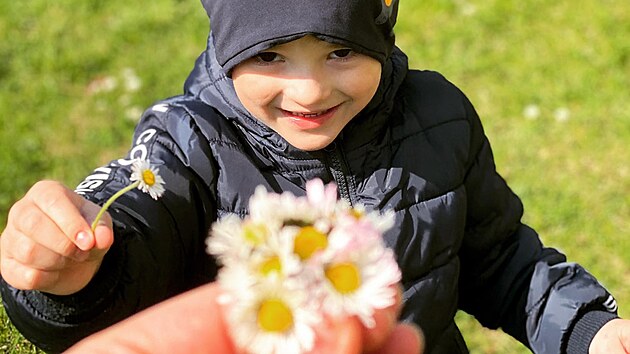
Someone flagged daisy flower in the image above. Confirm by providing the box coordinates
[249,186,322,228]
[222,276,320,354]
[207,215,273,264]
[130,159,165,200]
[248,180,344,231]
[90,159,165,232]
[289,223,330,261]
[313,212,401,328]
[344,203,396,234]
[305,178,343,217]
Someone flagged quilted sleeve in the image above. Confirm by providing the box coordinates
[457,92,618,353]
[0,101,220,353]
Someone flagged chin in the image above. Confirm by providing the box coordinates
[287,137,335,152]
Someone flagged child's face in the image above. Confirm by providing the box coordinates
[232,36,382,151]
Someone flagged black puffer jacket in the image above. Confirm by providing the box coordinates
[1,37,618,353]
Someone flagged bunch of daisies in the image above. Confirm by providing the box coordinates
[206,179,401,354]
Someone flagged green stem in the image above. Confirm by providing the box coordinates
[91,180,140,232]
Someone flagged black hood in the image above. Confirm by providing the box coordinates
[201,0,399,73]
[183,32,409,160]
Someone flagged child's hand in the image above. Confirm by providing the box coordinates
[65,282,424,354]
[590,318,630,353]
[1,180,114,295]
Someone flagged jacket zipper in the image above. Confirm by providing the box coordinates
[325,142,356,207]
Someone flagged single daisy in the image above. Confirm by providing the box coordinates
[249,185,331,229]
[223,275,320,354]
[207,215,273,264]
[327,207,395,253]
[315,224,401,328]
[345,203,396,234]
[130,159,165,200]
[90,159,165,231]
[305,178,342,217]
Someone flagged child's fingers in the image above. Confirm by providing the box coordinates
[0,258,61,291]
[80,203,114,251]
[3,232,78,270]
[6,203,88,260]
[91,223,115,252]
[24,181,96,251]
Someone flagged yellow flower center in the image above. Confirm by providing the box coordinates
[325,262,361,294]
[293,226,328,260]
[243,222,267,245]
[350,208,364,219]
[259,255,282,275]
[257,299,293,333]
[142,169,156,186]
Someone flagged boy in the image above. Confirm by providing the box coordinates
[1,0,628,353]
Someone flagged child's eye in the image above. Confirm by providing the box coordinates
[254,52,281,63]
[330,49,354,59]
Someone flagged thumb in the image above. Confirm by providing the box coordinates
[91,216,114,251]
[80,200,114,251]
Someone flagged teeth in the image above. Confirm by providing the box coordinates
[293,111,322,118]
[285,107,336,118]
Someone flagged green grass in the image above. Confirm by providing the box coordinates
[0,0,628,353]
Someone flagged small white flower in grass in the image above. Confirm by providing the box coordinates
[130,159,165,200]
[222,276,320,354]
[523,104,541,120]
[122,67,142,92]
[554,107,571,122]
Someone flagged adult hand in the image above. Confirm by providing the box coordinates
[590,318,630,353]
[66,282,424,354]
[0,180,113,295]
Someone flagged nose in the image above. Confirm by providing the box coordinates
[284,68,332,109]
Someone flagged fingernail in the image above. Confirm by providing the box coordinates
[75,231,92,250]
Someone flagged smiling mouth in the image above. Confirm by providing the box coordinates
[280,105,341,129]
[283,106,337,118]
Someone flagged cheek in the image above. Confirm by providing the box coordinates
[233,74,277,110]
[341,63,381,105]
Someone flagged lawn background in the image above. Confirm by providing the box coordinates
[0,0,628,353]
